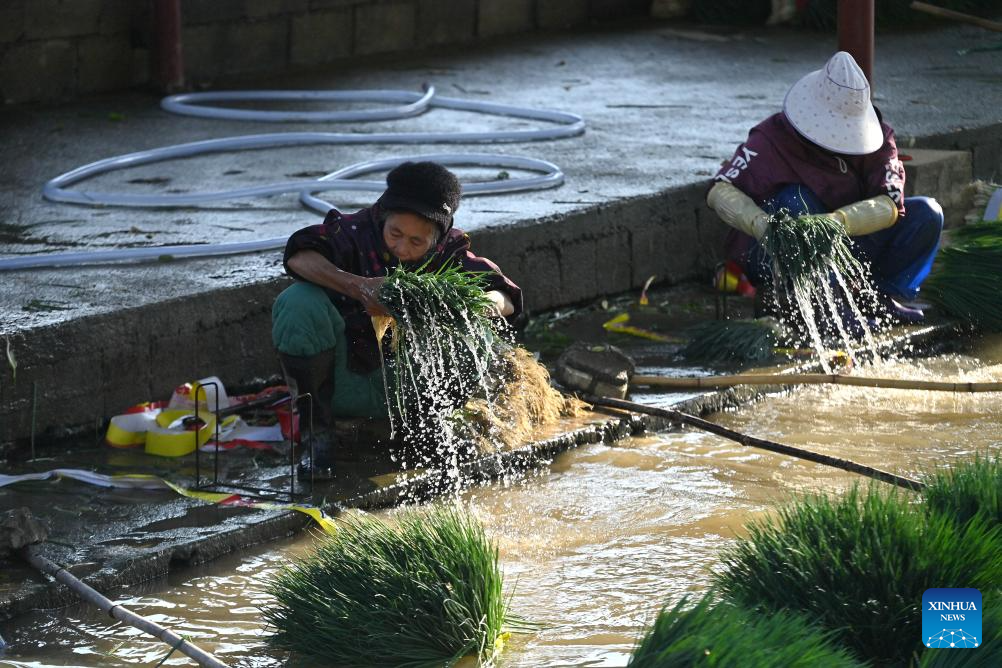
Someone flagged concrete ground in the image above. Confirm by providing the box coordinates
[1,18,999,448]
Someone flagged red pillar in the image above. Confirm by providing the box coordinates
[154,0,185,92]
[837,0,874,84]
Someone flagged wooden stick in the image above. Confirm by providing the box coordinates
[21,547,230,668]
[632,373,1002,393]
[911,1,1002,33]
[584,394,926,492]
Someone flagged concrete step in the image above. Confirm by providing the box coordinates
[901,148,973,228]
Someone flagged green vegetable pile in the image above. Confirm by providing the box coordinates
[925,219,1002,331]
[265,506,523,667]
[378,262,510,448]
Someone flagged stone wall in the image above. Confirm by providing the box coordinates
[0,0,650,105]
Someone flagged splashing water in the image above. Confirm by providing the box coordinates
[378,263,514,485]
[761,211,880,371]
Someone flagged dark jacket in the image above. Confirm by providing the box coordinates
[283,204,523,374]
[714,111,906,211]
[714,111,907,264]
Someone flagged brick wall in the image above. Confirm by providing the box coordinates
[0,0,650,105]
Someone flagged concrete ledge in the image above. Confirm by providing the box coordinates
[902,148,972,228]
[1,281,289,453]
[0,145,977,454]
[907,123,1002,185]
[0,143,978,454]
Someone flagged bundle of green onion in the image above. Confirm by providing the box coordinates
[264,506,522,667]
[757,210,875,367]
[760,211,863,287]
[715,484,1002,664]
[924,219,1002,331]
[629,595,860,668]
[680,318,782,365]
[378,262,510,444]
[922,453,1002,527]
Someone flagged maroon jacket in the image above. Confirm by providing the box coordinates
[714,111,906,210]
[283,204,523,374]
[713,111,907,262]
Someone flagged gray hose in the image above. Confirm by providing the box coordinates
[0,86,584,271]
[22,547,231,668]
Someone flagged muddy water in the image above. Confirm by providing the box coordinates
[3,337,1001,667]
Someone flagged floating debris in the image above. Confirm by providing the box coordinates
[452,347,584,452]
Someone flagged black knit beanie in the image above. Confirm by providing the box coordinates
[377,161,461,235]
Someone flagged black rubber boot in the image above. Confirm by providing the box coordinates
[278,351,337,481]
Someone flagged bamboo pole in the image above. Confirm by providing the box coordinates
[632,373,1002,393]
[584,394,926,492]
[911,1,1002,33]
[21,547,230,668]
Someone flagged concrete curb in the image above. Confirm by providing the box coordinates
[0,506,310,622]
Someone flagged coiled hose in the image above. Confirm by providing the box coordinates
[1,86,584,270]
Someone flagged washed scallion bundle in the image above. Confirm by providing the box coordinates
[629,595,861,668]
[924,219,1002,331]
[759,211,875,369]
[715,484,1002,664]
[264,505,523,667]
[378,262,510,448]
[680,318,783,365]
[761,211,862,285]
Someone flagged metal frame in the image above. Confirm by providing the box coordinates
[714,261,730,320]
[192,380,312,501]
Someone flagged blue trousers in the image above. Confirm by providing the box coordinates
[740,185,943,300]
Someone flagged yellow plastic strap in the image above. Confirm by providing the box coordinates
[0,470,336,534]
[162,480,338,535]
[106,412,159,448]
[602,313,682,343]
[145,410,216,457]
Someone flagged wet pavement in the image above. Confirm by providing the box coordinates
[3,20,1002,333]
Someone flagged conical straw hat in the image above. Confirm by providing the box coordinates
[783,51,883,155]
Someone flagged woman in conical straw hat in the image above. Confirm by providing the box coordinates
[706,51,943,325]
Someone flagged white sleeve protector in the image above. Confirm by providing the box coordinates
[833,195,899,236]
[706,181,769,240]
